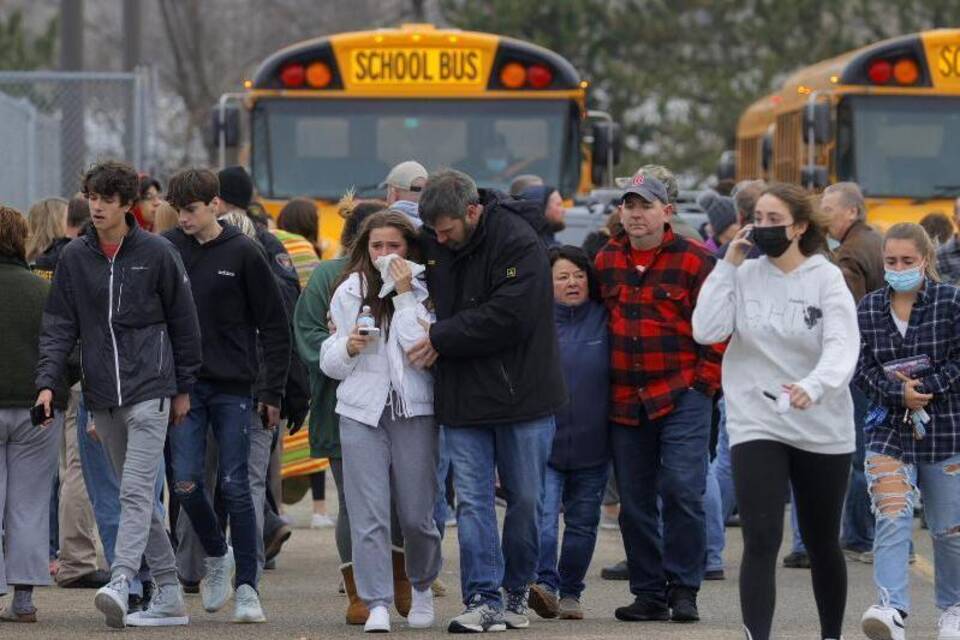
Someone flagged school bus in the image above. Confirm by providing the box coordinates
[730,29,960,228]
[218,23,616,254]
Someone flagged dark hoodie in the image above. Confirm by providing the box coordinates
[516,184,561,248]
[163,223,291,406]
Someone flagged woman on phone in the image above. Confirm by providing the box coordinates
[320,211,440,633]
[692,183,860,640]
[855,223,960,640]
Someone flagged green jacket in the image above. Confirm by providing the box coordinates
[293,257,346,459]
[0,257,68,409]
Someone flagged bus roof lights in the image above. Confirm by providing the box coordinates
[280,63,306,88]
[306,62,332,88]
[893,58,920,85]
[500,62,526,89]
[528,64,553,89]
[867,59,893,85]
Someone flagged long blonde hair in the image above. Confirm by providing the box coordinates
[884,222,940,281]
[26,197,68,262]
[153,202,180,234]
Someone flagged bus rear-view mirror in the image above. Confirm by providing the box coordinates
[802,102,831,145]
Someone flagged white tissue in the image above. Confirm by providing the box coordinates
[374,254,426,298]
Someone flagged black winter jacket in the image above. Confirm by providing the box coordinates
[163,224,290,407]
[423,189,567,426]
[36,215,202,410]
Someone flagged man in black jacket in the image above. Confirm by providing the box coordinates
[35,160,202,628]
[163,168,290,625]
[413,169,566,632]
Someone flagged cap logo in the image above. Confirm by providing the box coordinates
[632,174,646,186]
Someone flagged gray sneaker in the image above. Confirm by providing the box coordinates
[201,546,235,612]
[126,583,189,626]
[558,596,583,620]
[233,584,266,623]
[94,575,129,629]
[503,589,530,629]
[447,595,506,633]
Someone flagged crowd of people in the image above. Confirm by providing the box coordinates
[0,155,959,640]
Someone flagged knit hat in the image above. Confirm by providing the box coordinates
[700,191,737,237]
[217,166,253,210]
[518,184,558,214]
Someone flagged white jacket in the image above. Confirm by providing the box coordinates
[692,255,859,454]
[320,272,434,427]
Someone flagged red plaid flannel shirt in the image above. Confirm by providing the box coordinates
[595,226,724,425]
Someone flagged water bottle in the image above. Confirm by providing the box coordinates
[357,305,378,336]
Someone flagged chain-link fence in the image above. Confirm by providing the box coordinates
[0,69,155,213]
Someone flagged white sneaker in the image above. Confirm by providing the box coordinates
[364,605,391,633]
[233,584,266,623]
[94,575,129,629]
[311,513,335,529]
[126,583,189,626]
[408,587,434,628]
[201,546,236,612]
[940,604,960,640]
[862,604,906,640]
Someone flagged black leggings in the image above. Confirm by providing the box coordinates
[731,440,850,640]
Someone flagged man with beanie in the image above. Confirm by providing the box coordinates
[381,160,428,228]
[698,191,740,256]
[517,185,566,248]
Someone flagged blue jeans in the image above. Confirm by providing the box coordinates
[790,489,807,554]
[611,389,712,604]
[713,400,736,523]
[433,426,453,539]
[445,416,556,606]
[169,381,258,589]
[76,395,163,595]
[705,456,725,572]
[866,450,960,612]
[536,463,609,598]
[841,384,874,552]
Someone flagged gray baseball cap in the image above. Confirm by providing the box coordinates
[620,173,668,204]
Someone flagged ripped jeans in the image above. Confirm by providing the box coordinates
[865,450,960,612]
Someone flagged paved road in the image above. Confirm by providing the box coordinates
[7,490,942,639]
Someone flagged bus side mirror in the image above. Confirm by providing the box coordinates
[591,122,622,182]
[802,102,831,144]
[209,104,240,149]
[717,150,736,182]
[801,165,829,189]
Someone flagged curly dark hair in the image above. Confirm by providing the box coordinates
[82,161,140,206]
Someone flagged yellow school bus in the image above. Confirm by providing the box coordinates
[221,23,613,254]
[732,29,960,229]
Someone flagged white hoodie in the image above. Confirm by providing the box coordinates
[692,254,859,454]
[320,272,434,427]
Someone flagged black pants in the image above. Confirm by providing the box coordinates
[731,439,850,640]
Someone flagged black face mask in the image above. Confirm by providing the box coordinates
[752,225,794,257]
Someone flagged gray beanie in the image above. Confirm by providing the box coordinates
[700,191,737,237]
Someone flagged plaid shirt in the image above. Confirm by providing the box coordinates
[855,280,960,464]
[595,226,724,425]
[936,236,960,285]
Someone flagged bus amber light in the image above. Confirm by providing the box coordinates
[867,59,893,85]
[893,58,920,85]
[528,64,553,89]
[500,62,526,89]
[306,62,332,88]
[280,63,306,88]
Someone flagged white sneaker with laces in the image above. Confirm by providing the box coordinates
[94,575,129,629]
[408,587,434,628]
[311,513,335,529]
[364,605,391,633]
[126,583,189,626]
[233,584,266,623]
[939,604,960,640]
[201,546,236,612]
[862,604,906,640]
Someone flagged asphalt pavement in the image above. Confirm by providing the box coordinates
[4,483,942,639]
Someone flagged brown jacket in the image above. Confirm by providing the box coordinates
[835,221,885,303]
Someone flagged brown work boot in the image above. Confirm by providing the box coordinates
[340,563,369,625]
[392,547,412,618]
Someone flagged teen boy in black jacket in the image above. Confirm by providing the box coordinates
[163,168,290,624]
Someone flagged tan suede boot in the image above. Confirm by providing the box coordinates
[392,547,412,618]
[340,563,369,625]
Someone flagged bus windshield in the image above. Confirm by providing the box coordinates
[251,98,578,200]
[839,95,960,199]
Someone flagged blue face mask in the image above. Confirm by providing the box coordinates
[884,266,924,292]
[485,158,508,173]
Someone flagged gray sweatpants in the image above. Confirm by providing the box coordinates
[91,399,177,586]
[340,412,442,609]
[0,408,62,594]
[176,419,273,582]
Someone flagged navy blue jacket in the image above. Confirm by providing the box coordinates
[550,300,610,470]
